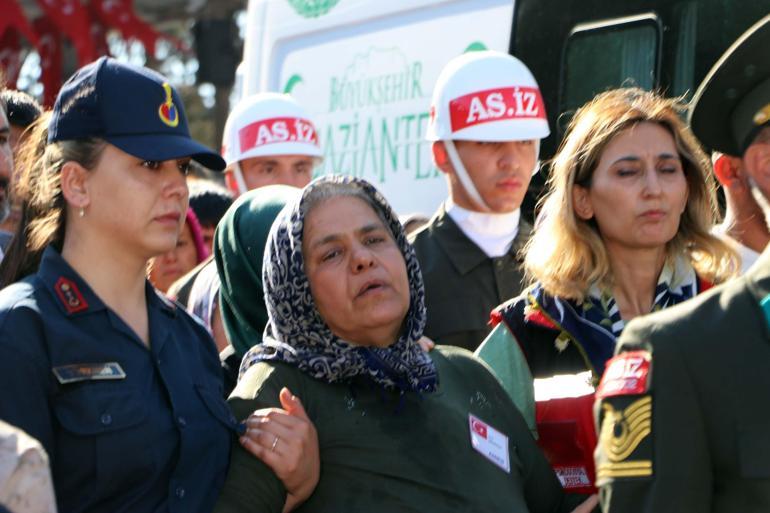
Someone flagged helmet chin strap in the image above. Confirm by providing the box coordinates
[232,162,248,196]
[444,140,491,212]
[444,139,542,213]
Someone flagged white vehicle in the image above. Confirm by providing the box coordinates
[240,0,770,215]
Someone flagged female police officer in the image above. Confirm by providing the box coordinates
[0,58,318,513]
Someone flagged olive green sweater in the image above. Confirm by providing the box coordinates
[214,346,582,513]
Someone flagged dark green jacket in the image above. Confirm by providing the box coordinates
[595,249,770,512]
[215,346,584,513]
[409,204,530,352]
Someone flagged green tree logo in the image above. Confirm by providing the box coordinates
[288,0,340,18]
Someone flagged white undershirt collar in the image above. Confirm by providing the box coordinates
[446,199,520,258]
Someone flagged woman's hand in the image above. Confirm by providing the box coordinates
[417,336,435,352]
[570,494,599,513]
[239,387,320,512]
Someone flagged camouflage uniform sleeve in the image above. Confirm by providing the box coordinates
[594,319,712,512]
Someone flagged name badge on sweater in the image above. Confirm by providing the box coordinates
[469,414,510,473]
[52,362,126,384]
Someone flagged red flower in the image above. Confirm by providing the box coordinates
[488,310,503,327]
[524,307,558,330]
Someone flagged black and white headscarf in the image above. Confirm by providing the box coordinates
[239,175,438,393]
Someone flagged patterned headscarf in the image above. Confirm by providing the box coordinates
[240,175,438,393]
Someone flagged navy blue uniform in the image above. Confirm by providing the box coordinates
[0,247,236,513]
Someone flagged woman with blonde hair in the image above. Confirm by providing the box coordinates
[475,87,737,489]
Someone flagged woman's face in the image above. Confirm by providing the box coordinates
[148,222,199,293]
[573,122,689,251]
[84,144,190,260]
[303,195,410,348]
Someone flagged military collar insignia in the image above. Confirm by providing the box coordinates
[54,277,89,315]
[158,82,180,128]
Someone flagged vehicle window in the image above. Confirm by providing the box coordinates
[559,15,661,132]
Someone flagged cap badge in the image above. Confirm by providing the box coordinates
[158,82,180,128]
[753,102,770,126]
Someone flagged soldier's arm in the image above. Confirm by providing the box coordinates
[594,320,712,512]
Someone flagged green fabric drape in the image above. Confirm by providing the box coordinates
[215,185,299,358]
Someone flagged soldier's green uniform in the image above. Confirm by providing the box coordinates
[595,13,770,512]
[409,204,530,352]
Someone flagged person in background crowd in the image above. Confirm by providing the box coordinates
[0,57,319,513]
[0,90,43,239]
[214,175,596,513]
[711,151,769,272]
[0,95,14,254]
[0,420,57,513]
[148,207,209,294]
[215,185,300,396]
[188,179,234,251]
[410,51,549,352]
[0,90,43,153]
[399,212,430,236]
[475,87,737,490]
[595,14,770,512]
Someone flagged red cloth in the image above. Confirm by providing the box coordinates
[33,17,62,107]
[0,31,23,85]
[0,0,39,45]
[92,0,185,55]
[35,0,96,66]
[535,393,598,494]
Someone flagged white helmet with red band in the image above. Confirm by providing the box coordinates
[427,51,550,142]
[427,51,549,212]
[222,92,323,167]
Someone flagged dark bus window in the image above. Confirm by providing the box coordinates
[559,14,661,131]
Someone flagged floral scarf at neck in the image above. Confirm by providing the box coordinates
[528,255,699,377]
[240,175,438,394]
[583,255,698,338]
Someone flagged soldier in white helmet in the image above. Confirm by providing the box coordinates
[222,92,323,196]
[409,50,549,352]
[169,93,323,365]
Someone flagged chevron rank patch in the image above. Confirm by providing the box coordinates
[595,395,653,483]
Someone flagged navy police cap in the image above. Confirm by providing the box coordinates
[689,14,770,157]
[48,57,226,171]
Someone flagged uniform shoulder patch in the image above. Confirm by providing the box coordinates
[596,395,652,482]
[596,351,650,399]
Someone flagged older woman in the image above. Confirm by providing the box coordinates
[475,87,737,489]
[214,175,594,513]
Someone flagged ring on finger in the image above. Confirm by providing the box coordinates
[270,435,280,452]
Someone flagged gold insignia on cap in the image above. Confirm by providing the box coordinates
[596,396,652,480]
[754,103,770,126]
[158,82,180,128]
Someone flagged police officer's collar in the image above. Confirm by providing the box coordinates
[689,14,770,156]
[38,246,176,318]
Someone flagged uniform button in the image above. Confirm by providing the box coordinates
[177,416,187,427]
[100,413,112,426]
[175,486,185,499]
[157,358,162,365]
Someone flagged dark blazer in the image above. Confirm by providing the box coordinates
[595,248,770,512]
[409,203,530,352]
